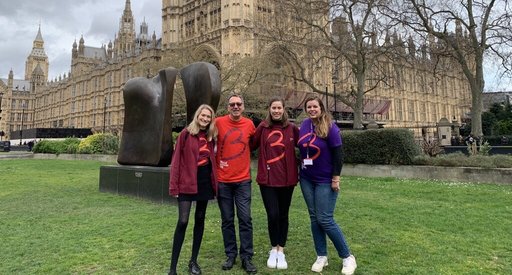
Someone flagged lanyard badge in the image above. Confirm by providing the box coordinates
[303,123,314,166]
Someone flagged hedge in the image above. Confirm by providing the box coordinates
[342,128,421,165]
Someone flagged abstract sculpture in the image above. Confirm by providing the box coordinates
[117,62,221,167]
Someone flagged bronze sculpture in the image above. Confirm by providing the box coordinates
[117,62,221,167]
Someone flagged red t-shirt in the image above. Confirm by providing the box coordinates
[215,115,255,183]
[197,131,210,166]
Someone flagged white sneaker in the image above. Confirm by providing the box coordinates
[342,255,357,275]
[267,249,278,268]
[276,251,288,269]
[311,256,328,272]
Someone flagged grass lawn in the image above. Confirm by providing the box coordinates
[1,159,511,274]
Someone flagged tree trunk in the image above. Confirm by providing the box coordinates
[470,70,485,137]
[353,73,365,130]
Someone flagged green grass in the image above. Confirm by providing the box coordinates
[1,159,511,274]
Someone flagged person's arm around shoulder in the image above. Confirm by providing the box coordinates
[249,117,257,138]
[292,123,299,146]
[250,123,264,151]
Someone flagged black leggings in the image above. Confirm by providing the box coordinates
[260,185,295,247]
[169,200,208,273]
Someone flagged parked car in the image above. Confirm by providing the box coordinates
[0,141,11,152]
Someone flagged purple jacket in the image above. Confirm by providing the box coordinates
[251,121,299,187]
[169,129,218,196]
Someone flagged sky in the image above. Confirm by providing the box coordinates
[0,0,509,91]
[0,0,161,81]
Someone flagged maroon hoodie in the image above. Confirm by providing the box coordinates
[169,129,218,196]
[251,121,299,187]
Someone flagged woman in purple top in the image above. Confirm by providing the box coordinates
[297,94,357,275]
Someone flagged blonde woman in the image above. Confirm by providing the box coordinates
[168,104,218,275]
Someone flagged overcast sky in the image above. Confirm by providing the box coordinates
[0,0,161,81]
[0,0,509,91]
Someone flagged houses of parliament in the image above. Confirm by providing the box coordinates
[0,0,471,144]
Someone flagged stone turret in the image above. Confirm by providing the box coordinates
[72,39,78,58]
[79,35,85,56]
[8,69,14,88]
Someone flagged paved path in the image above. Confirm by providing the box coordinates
[0,152,34,159]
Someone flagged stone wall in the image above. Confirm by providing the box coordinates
[343,164,512,185]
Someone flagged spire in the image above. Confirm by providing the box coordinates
[79,35,85,55]
[408,36,416,58]
[125,0,131,12]
[123,0,133,19]
[116,0,135,57]
[35,24,43,41]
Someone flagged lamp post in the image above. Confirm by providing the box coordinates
[325,86,329,114]
[20,102,26,145]
[103,95,107,133]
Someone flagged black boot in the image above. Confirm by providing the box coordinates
[242,257,257,274]
[222,256,236,270]
[189,260,202,275]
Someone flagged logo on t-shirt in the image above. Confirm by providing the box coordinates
[219,127,246,163]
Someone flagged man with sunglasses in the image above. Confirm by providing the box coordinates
[215,93,257,274]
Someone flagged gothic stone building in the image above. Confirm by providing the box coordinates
[0,0,471,143]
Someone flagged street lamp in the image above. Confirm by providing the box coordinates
[103,95,107,133]
[325,86,329,113]
[20,101,26,145]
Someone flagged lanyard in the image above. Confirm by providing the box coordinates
[306,122,314,159]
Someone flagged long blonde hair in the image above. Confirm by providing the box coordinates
[304,94,332,138]
[186,104,217,141]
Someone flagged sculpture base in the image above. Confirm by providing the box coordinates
[99,165,175,203]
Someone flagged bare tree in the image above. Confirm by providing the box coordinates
[384,0,512,136]
[161,46,272,118]
[258,0,396,129]
[217,56,278,119]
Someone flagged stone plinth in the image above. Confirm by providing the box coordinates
[99,165,175,203]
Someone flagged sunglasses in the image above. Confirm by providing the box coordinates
[229,102,243,107]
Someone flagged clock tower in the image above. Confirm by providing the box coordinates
[114,0,136,58]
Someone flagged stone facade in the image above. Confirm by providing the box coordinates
[0,0,471,142]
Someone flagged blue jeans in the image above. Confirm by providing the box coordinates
[217,181,254,259]
[300,178,351,258]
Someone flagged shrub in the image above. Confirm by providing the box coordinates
[478,140,492,156]
[412,152,512,168]
[78,133,119,154]
[32,138,81,155]
[420,138,444,157]
[61,138,81,154]
[343,128,421,165]
[33,140,60,154]
[492,155,512,168]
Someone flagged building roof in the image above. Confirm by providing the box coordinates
[0,78,31,92]
[284,89,391,115]
[84,46,107,60]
